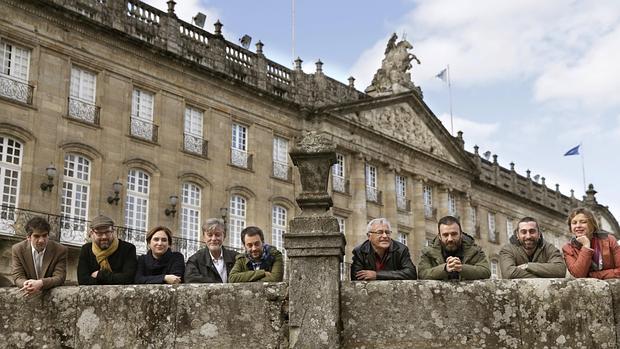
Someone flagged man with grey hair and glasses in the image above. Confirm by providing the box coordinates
[350,218,417,280]
[185,218,239,283]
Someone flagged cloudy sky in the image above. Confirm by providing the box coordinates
[145,0,620,220]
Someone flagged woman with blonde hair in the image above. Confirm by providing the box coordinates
[562,207,620,279]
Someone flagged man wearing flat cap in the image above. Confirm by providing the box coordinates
[77,215,137,285]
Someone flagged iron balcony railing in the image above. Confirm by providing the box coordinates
[0,73,34,105]
[130,116,159,142]
[68,97,100,125]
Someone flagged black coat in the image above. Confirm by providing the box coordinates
[184,247,238,283]
[350,239,417,280]
[135,249,185,284]
[77,239,137,285]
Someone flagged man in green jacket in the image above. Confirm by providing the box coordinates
[419,215,490,280]
[499,217,566,279]
[229,226,283,282]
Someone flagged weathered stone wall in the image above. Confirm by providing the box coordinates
[342,279,619,349]
[0,283,288,348]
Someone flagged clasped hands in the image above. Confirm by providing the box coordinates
[445,256,462,273]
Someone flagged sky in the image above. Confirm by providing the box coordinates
[144,0,620,221]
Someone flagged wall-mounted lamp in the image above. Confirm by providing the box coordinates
[40,164,57,192]
[107,179,123,205]
[220,207,228,232]
[165,195,179,217]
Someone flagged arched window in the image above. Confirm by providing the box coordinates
[125,169,149,253]
[181,182,201,242]
[229,195,246,249]
[60,153,90,245]
[271,205,287,250]
[0,136,22,232]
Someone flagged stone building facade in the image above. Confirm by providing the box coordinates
[0,0,618,283]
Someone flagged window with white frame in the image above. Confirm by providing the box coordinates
[125,169,150,253]
[335,215,346,234]
[180,182,201,242]
[448,192,457,216]
[488,212,497,242]
[60,154,90,244]
[0,40,30,81]
[470,206,478,235]
[131,88,155,140]
[365,163,378,202]
[70,66,96,103]
[272,205,287,250]
[423,185,433,217]
[272,137,288,180]
[332,153,345,192]
[398,232,408,246]
[0,136,22,230]
[229,195,246,249]
[231,123,248,168]
[396,175,407,210]
[183,106,204,155]
[506,218,514,240]
[491,260,499,279]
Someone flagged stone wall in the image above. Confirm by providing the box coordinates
[0,283,288,348]
[342,279,619,349]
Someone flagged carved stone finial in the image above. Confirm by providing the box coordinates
[365,33,421,96]
[214,20,223,36]
[510,162,515,171]
[584,183,598,205]
[289,131,337,214]
[166,0,176,15]
[492,154,498,164]
[348,76,355,88]
[474,145,479,155]
[294,57,303,71]
[315,59,323,74]
[255,40,264,55]
[526,169,531,179]
[556,184,560,192]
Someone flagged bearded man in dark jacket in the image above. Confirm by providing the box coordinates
[350,218,417,281]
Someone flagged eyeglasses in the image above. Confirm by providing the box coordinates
[91,228,114,237]
[369,230,391,236]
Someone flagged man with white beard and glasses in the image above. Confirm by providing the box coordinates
[499,217,566,279]
[419,215,490,280]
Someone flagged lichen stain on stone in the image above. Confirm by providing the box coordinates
[555,334,566,345]
[319,330,329,344]
[199,323,218,338]
[77,307,99,340]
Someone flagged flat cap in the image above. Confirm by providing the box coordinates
[90,215,114,229]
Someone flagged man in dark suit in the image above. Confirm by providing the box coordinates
[185,218,238,283]
[77,215,137,285]
[11,216,67,295]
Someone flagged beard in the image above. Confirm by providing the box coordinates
[441,240,461,252]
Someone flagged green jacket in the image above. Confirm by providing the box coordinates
[228,245,284,282]
[499,234,566,279]
[419,233,490,280]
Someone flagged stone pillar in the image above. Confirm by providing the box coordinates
[349,153,367,252]
[411,176,427,261]
[384,167,397,230]
[284,132,345,349]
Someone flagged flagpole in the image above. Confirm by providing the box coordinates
[580,142,586,192]
[291,0,295,64]
[447,65,454,136]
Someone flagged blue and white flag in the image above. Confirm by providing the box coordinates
[564,145,580,156]
[436,68,448,83]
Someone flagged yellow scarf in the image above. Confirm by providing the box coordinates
[92,237,119,272]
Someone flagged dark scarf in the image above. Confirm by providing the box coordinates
[143,248,173,274]
[245,243,276,271]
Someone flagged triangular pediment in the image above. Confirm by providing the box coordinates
[324,92,475,171]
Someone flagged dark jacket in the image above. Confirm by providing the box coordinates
[229,245,284,282]
[135,249,185,284]
[350,239,417,280]
[77,239,137,285]
[418,233,490,280]
[184,247,238,283]
[499,234,566,279]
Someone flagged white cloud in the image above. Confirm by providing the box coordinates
[436,113,499,149]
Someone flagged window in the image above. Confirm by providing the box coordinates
[423,185,433,218]
[335,215,346,234]
[0,136,22,232]
[332,153,346,192]
[0,40,31,103]
[60,154,90,245]
[0,40,30,81]
[229,195,246,249]
[488,212,497,242]
[272,205,287,250]
[272,137,288,180]
[365,163,378,202]
[131,88,155,141]
[470,206,478,236]
[180,182,201,242]
[184,106,205,155]
[125,169,150,254]
[69,66,98,123]
[396,175,407,211]
[398,232,408,246]
[448,192,457,216]
[506,218,514,240]
[231,123,249,168]
[491,260,499,279]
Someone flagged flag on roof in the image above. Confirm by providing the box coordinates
[436,68,448,83]
[564,145,580,156]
